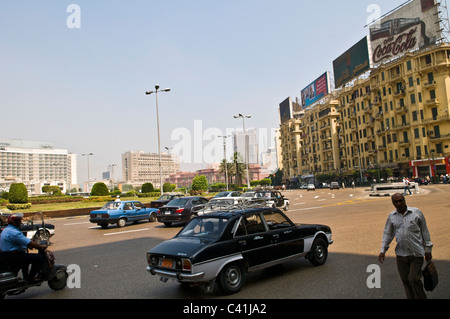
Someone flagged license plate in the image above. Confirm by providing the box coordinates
[97,214,102,218]
[160,258,174,268]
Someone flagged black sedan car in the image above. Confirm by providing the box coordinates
[156,196,208,226]
[150,194,184,208]
[147,207,333,294]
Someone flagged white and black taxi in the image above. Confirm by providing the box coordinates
[146,207,332,294]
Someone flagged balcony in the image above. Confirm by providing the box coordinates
[425,98,439,107]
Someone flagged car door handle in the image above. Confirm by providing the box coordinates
[253,236,264,240]
[283,230,292,234]
[273,234,280,239]
[239,240,247,246]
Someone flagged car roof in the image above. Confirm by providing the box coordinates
[197,207,277,219]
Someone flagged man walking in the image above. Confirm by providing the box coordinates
[403,177,412,195]
[378,193,433,299]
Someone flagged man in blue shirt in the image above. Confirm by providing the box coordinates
[0,213,47,283]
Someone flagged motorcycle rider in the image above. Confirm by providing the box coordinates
[0,213,47,283]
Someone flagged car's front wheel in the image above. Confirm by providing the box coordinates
[217,262,246,295]
[309,238,328,266]
[149,212,157,222]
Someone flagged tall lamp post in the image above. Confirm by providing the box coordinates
[146,84,171,195]
[234,114,251,189]
[218,135,231,190]
[82,153,93,192]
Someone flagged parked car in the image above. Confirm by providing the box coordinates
[156,196,208,226]
[150,194,184,208]
[253,190,289,211]
[212,191,242,198]
[196,197,245,214]
[330,182,340,190]
[89,200,158,228]
[307,184,316,191]
[146,207,333,294]
[414,177,429,186]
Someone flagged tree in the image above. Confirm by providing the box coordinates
[141,182,154,193]
[231,152,246,186]
[91,182,109,196]
[9,183,28,204]
[42,185,62,196]
[163,182,176,192]
[191,175,208,192]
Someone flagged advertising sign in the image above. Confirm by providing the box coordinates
[279,97,293,124]
[332,36,371,88]
[301,72,331,108]
[369,0,441,65]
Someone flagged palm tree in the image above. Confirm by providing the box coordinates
[231,152,246,186]
[219,159,235,185]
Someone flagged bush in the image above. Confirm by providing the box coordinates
[191,175,208,192]
[7,203,32,210]
[163,182,176,192]
[141,182,154,193]
[9,183,28,204]
[91,182,109,196]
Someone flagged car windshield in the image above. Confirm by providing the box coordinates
[158,195,174,201]
[101,201,121,210]
[241,192,255,197]
[178,217,229,239]
[167,198,189,206]
[214,192,230,198]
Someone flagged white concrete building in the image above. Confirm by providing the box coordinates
[0,139,77,194]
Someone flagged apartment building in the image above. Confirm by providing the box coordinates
[122,151,180,188]
[0,139,77,194]
[279,44,450,182]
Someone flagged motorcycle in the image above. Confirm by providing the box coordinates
[0,213,68,298]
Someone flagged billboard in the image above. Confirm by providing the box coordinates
[279,97,293,124]
[333,36,371,88]
[369,0,441,65]
[301,72,331,108]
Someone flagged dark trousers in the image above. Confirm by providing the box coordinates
[396,256,427,299]
[4,251,44,280]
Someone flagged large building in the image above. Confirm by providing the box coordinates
[0,139,77,194]
[279,43,450,183]
[121,151,180,188]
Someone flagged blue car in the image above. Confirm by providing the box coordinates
[89,200,158,229]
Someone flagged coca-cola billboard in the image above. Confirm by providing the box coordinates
[369,0,441,65]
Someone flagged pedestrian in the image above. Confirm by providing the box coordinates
[378,193,433,299]
[403,177,412,195]
[115,195,121,202]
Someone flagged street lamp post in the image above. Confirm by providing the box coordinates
[82,153,93,192]
[146,85,171,195]
[234,114,251,189]
[218,135,231,190]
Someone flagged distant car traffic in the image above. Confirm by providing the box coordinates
[156,196,208,226]
[330,182,340,190]
[252,190,289,211]
[146,207,333,294]
[89,200,158,228]
[307,184,316,191]
[212,191,242,198]
[150,194,184,208]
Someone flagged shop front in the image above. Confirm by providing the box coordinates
[409,156,450,178]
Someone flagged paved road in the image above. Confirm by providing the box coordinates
[7,184,450,300]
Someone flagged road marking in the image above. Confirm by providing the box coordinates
[104,228,150,236]
[64,221,91,226]
[292,202,306,206]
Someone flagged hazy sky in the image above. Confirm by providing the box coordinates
[0,0,407,184]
